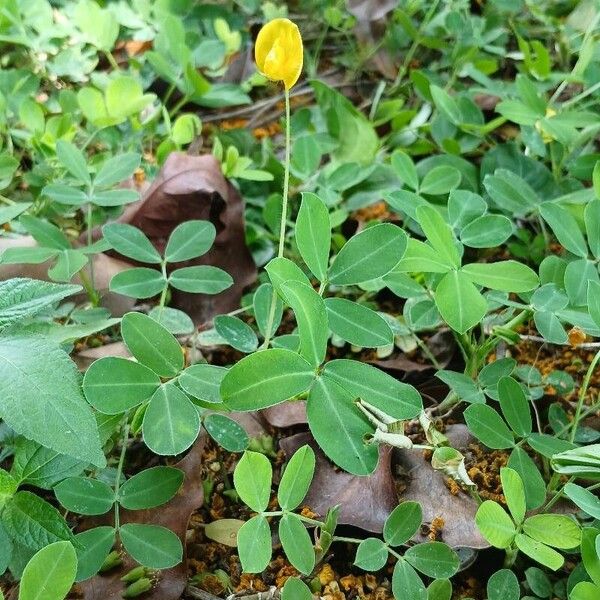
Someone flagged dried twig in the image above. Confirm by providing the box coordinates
[185,585,284,600]
[519,334,600,349]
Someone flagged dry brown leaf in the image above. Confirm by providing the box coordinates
[107,152,257,324]
[396,425,489,549]
[279,433,397,533]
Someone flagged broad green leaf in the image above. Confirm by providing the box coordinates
[119,523,182,569]
[291,136,322,177]
[581,527,600,586]
[430,85,462,124]
[404,542,459,579]
[460,215,513,248]
[142,384,200,455]
[500,467,526,524]
[571,582,600,600]
[265,256,312,291]
[105,76,155,123]
[42,183,90,206]
[281,577,313,600]
[307,377,378,476]
[392,561,427,600]
[328,224,407,285]
[564,483,600,520]
[90,189,139,207]
[54,477,114,515]
[109,267,166,298]
[0,279,80,329]
[514,533,563,570]
[323,359,422,420]
[279,514,315,575]
[278,445,315,511]
[0,247,59,265]
[523,514,581,549]
[427,579,452,600]
[94,153,140,188]
[74,527,115,582]
[415,205,461,268]
[475,501,516,548]
[498,376,532,437]
[0,524,11,577]
[164,220,215,262]
[295,192,331,281]
[203,413,249,452]
[20,215,70,250]
[178,364,227,404]
[237,516,271,573]
[214,315,258,353]
[169,265,232,294]
[48,250,88,282]
[508,447,546,510]
[121,312,184,378]
[19,541,77,600]
[354,537,388,571]
[539,203,588,258]
[527,433,575,458]
[253,283,283,339]
[384,502,422,546]
[391,150,419,190]
[0,336,105,467]
[419,166,461,196]
[234,451,272,512]
[102,224,162,264]
[461,260,538,292]
[83,357,160,414]
[487,569,520,600]
[448,190,487,229]
[280,281,328,366]
[588,280,600,329]
[464,404,514,449]
[585,199,600,259]
[483,169,539,216]
[221,349,315,411]
[435,371,484,404]
[534,311,568,344]
[148,306,194,335]
[394,238,453,274]
[385,189,428,221]
[435,270,487,334]
[56,140,90,185]
[119,467,184,510]
[325,298,393,347]
[565,258,598,306]
[10,441,85,490]
[3,492,73,552]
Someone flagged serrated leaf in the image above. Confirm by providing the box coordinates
[0,279,80,329]
[0,335,105,467]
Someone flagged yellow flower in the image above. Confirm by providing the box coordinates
[255,18,303,90]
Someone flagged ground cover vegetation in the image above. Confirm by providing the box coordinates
[0,1,600,599]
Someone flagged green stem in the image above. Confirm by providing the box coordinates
[391,0,441,91]
[157,261,169,316]
[104,50,120,71]
[569,348,600,443]
[261,89,292,350]
[114,414,130,531]
[86,202,96,302]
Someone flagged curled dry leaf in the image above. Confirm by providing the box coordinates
[109,152,256,324]
[396,424,489,549]
[279,432,397,533]
[79,434,206,600]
